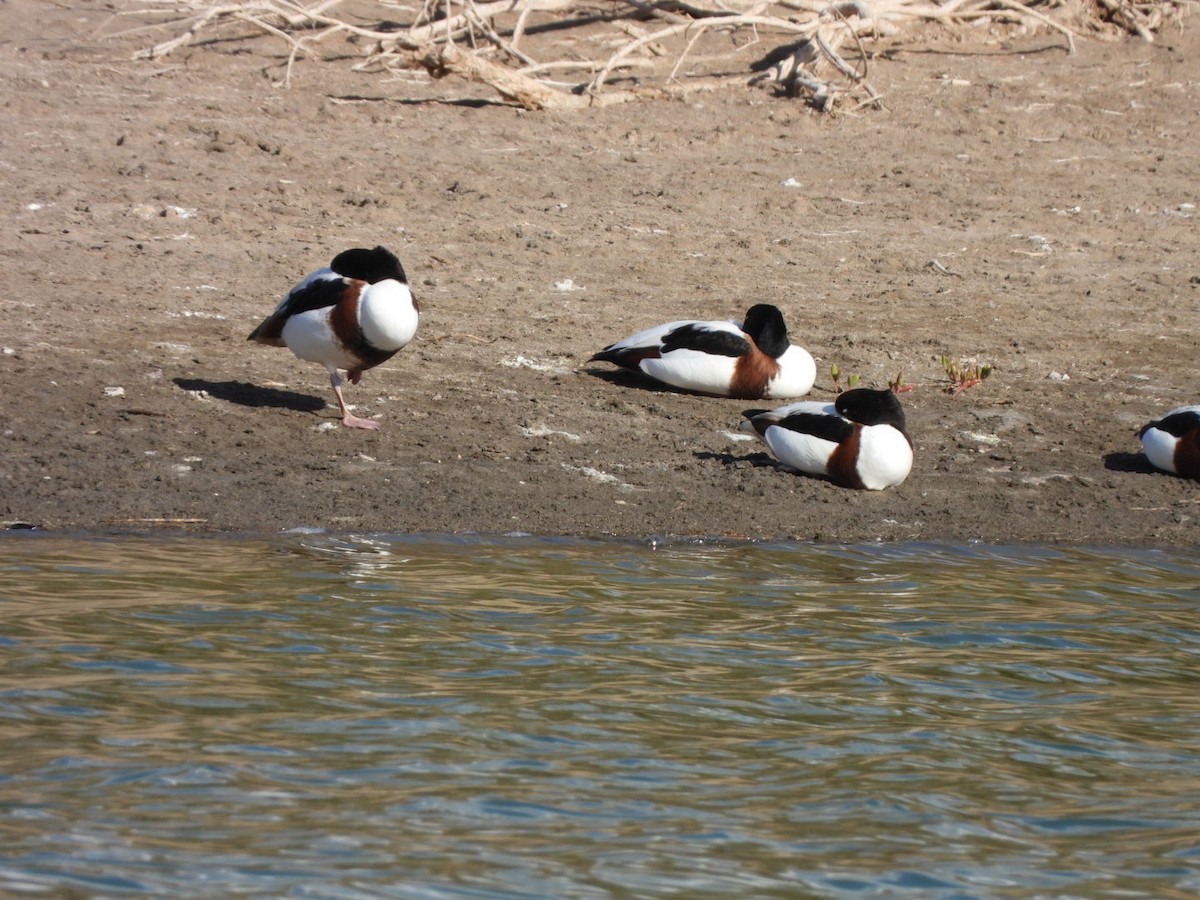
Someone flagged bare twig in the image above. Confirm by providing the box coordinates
[124,0,1188,112]
[989,0,1079,52]
[420,42,642,107]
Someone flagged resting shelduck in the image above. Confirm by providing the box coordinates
[247,245,418,430]
[590,303,815,400]
[741,387,913,490]
[1138,405,1200,479]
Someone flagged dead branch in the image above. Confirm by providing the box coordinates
[1094,0,1159,39]
[419,42,643,107]
[133,0,348,58]
[404,0,576,47]
[990,0,1080,51]
[123,0,1194,111]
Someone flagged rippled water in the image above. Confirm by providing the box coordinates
[1,533,1199,897]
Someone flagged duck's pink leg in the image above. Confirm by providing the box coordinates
[329,372,380,430]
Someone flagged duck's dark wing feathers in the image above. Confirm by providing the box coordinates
[278,274,350,317]
[590,345,659,367]
[1144,409,1200,439]
[777,411,854,444]
[661,323,751,358]
[247,274,350,344]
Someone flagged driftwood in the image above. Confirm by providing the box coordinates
[116,0,1195,111]
[420,43,642,108]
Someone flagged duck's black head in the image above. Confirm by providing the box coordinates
[741,304,790,358]
[835,388,907,431]
[330,246,407,285]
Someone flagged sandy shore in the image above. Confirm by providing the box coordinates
[2,2,1197,546]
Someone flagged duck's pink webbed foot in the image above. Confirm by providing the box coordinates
[330,375,380,430]
[341,414,381,430]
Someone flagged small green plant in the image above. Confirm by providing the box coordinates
[830,364,861,394]
[940,356,993,395]
[889,371,913,394]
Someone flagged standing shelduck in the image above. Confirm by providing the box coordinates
[590,303,815,400]
[248,245,419,430]
[741,387,913,490]
[1138,405,1200,479]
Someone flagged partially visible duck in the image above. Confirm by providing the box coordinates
[1138,405,1200,478]
[248,245,418,430]
[590,303,815,400]
[741,387,913,490]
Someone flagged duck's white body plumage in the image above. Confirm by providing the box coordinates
[248,246,418,430]
[741,389,913,490]
[591,304,815,400]
[278,275,417,372]
[1139,405,1200,478]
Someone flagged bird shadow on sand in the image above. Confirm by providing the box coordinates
[696,450,820,484]
[174,378,326,413]
[585,366,713,396]
[694,449,776,468]
[1103,451,1158,475]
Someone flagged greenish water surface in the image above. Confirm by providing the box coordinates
[1,533,1199,897]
